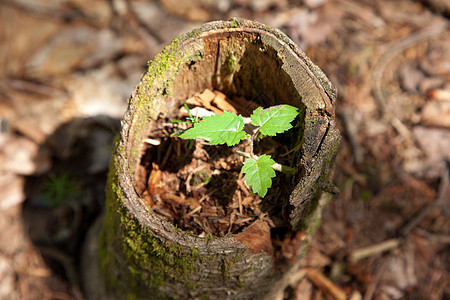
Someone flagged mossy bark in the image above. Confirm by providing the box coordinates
[84,18,340,299]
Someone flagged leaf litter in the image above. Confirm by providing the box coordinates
[135,88,298,242]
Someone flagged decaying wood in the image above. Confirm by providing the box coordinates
[86,18,340,299]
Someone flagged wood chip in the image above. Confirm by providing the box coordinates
[238,191,243,215]
[241,196,254,207]
[147,163,162,194]
[144,138,161,146]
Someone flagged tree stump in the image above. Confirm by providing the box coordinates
[84,18,340,299]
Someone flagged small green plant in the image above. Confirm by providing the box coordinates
[175,105,299,197]
[41,173,81,208]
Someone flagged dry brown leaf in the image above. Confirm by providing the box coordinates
[197,89,215,105]
[420,99,450,127]
[234,219,273,255]
[158,0,209,22]
[185,96,202,107]
[212,90,238,114]
[0,134,51,176]
[407,126,450,178]
[192,89,223,114]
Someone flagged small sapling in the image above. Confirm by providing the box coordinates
[175,104,299,197]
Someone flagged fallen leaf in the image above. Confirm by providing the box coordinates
[0,174,25,210]
[234,219,273,255]
[0,133,51,175]
[420,99,450,127]
[405,127,450,178]
[212,90,237,114]
[158,0,209,22]
[399,62,425,93]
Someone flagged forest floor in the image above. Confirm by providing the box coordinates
[0,0,449,299]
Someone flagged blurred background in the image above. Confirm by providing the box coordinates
[0,0,449,299]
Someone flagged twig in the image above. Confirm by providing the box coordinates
[160,141,172,169]
[4,79,68,99]
[340,109,364,165]
[337,0,385,28]
[399,162,449,236]
[306,268,347,300]
[373,21,448,110]
[237,174,251,197]
[184,205,201,217]
[237,191,243,215]
[348,238,400,262]
[372,21,448,141]
[288,269,307,286]
[227,212,236,234]
[363,260,387,300]
[122,0,162,55]
[235,150,255,159]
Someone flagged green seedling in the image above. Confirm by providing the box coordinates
[175,104,299,197]
[41,173,81,208]
[171,104,202,148]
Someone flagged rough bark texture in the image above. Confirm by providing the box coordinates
[86,18,341,299]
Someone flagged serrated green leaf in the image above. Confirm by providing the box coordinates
[250,105,299,136]
[241,154,276,197]
[179,111,246,146]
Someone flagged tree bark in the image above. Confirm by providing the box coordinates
[83,18,340,299]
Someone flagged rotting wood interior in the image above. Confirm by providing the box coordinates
[172,31,302,112]
[135,30,307,245]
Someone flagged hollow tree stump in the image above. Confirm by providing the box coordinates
[84,18,340,299]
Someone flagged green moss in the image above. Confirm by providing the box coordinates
[98,160,173,296]
[237,266,253,288]
[116,198,199,291]
[226,51,237,74]
[229,17,239,28]
[190,246,199,256]
[147,39,181,76]
[99,183,141,298]
[142,36,205,99]
[219,248,247,279]
[102,155,244,298]
[189,52,205,63]
[230,248,247,265]
[220,258,231,278]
